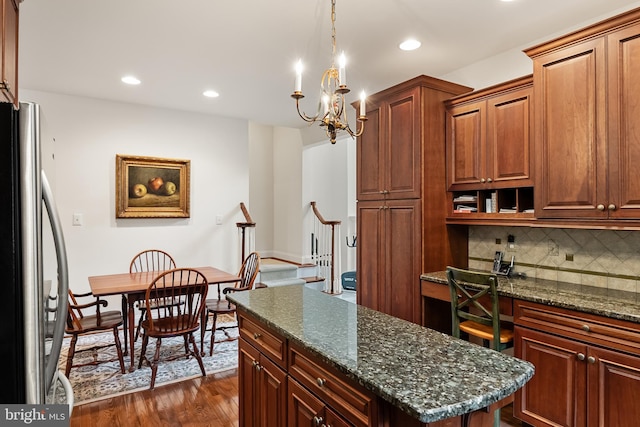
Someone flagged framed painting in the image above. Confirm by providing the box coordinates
[116,154,190,218]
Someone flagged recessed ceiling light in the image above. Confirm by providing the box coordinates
[399,39,421,51]
[203,90,220,98]
[121,75,141,85]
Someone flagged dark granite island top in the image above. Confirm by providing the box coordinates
[227,285,534,424]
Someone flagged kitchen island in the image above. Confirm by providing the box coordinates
[227,285,533,427]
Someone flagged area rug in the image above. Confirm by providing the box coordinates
[58,322,239,405]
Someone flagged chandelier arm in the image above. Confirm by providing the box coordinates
[294,98,322,123]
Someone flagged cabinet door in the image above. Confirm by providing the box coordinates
[357,101,384,200]
[288,377,325,427]
[385,86,421,199]
[487,87,533,188]
[607,22,640,219]
[239,339,260,427]
[259,355,287,427]
[588,346,640,427]
[446,100,485,190]
[0,0,18,106]
[533,37,607,218]
[356,201,384,312]
[325,407,354,427]
[514,326,587,427]
[383,199,422,324]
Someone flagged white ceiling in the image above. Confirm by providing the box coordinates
[18,0,640,130]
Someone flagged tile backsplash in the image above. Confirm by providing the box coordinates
[468,226,640,293]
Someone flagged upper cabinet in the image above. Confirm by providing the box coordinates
[1,0,18,107]
[526,9,640,220]
[356,76,472,202]
[445,75,533,192]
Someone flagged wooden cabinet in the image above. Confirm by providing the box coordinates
[356,75,472,324]
[445,76,535,225]
[288,377,355,427]
[526,10,640,220]
[357,198,422,323]
[445,76,533,191]
[514,300,640,427]
[1,0,18,107]
[238,313,288,427]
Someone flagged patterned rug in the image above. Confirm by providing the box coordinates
[58,322,239,405]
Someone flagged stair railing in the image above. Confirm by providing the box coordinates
[237,202,256,263]
[310,201,342,294]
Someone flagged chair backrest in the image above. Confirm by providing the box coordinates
[66,289,108,332]
[144,268,208,335]
[235,252,261,291]
[446,266,501,350]
[130,249,176,273]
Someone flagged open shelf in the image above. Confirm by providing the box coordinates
[449,187,535,224]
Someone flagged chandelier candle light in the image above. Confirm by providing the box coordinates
[291,0,367,144]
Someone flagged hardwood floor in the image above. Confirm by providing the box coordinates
[70,369,523,426]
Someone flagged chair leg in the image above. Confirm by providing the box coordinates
[183,335,189,355]
[494,408,501,427]
[134,310,145,341]
[209,312,218,356]
[138,334,149,369]
[200,309,209,356]
[65,334,78,377]
[189,333,206,377]
[149,337,163,389]
[112,326,126,374]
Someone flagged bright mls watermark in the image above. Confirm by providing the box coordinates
[0,405,68,426]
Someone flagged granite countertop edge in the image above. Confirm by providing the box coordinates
[230,288,534,424]
[420,271,640,324]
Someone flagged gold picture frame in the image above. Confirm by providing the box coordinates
[116,154,190,218]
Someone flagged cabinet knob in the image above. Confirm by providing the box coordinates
[253,332,261,340]
[597,204,605,211]
[608,204,616,211]
[577,353,585,361]
[313,416,324,427]
[588,356,596,364]
[316,377,326,387]
[252,360,261,371]
[487,178,493,183]
[582,324,590,332]
[480,178,486,183]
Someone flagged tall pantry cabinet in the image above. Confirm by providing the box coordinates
[356,75,471,324]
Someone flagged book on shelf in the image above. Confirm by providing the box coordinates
[454,205,477,213]
[453,195,477,203]
[523,208,534,213]
[491,192,498,213]
[499,207,517,213]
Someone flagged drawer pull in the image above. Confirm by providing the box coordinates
[316,377,326,387]
[577,353,585,361]
[253,332,261,340]
[588,356,596,364]
[582,324,590,332]
[313,416,324,427]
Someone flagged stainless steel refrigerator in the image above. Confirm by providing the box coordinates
[0,101,73,406]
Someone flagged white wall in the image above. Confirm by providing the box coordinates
[249,123,274,257]
[22,89,250,308]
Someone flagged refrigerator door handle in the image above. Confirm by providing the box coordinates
[41,170,69,392]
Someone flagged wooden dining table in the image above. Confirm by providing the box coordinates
[88,266,240,372]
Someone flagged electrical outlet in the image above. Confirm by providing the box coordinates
[495,238,501,245]
[215,215,223,225]
[72,213,83,226]
[566,253,574,262]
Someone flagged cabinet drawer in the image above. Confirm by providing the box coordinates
[514,300,640,355]
[238,313,286,368]
[289,344,375,427]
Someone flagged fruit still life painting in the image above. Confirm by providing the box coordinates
[116,155,190,218]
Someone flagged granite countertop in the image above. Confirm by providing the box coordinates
[421,271,640,324]
[227,286,534,424]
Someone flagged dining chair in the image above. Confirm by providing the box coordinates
[64,289,126,377]
[200,251,261,356]
[446,266,514,427]
[138,268,208,389]
[129,249,177,341]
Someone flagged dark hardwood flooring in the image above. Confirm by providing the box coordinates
[70,369,523,426]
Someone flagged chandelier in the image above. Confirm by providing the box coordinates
[291,0,367,144]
